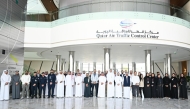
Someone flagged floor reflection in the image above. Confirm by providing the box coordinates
[1,95,189,109]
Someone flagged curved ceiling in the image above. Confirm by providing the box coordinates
[24,44,190,63]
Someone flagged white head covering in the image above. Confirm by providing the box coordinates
[2,70,8,76]
[1,70,10,81]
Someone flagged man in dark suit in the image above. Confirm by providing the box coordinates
[36,70,41,97]
[39,72,47,98]
[47,70,56,98]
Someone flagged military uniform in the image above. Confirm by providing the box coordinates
[48,73,56,98]
[30,76,38,98]
[39,75,47,98]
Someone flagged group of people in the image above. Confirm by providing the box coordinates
[0,69,188,101]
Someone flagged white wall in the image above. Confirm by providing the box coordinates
[24,13,190,49]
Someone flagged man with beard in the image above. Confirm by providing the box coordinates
[11,71,20,99]
[47,70,56,98]
[84,73,91,97]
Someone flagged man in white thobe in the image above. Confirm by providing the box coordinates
[98,73,106,97]
[56,71,65,98]
[123,72,132,99]
[0,70,11,100]
[82,71,86,96]
[115,72,123,98]
[106,69,115,97]
[75,73,83,97]
[65,71,74,97]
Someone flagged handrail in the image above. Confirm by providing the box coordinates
[155,63,164,77]
[25,0,190,22]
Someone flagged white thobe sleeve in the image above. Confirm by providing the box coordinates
[63,75,65,82]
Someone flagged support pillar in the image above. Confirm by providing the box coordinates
[75,61,79,73]
[166,54,172,77]
[80,63,83,73]
[113,62,116,72]
[151,61,154,73]
[145,50,151,73]
[56,55,61,73]
[93,62,96,70]
[104,48,110,72]
[61,59,65,72]
[69,51,74,72]
[132,62,136,72]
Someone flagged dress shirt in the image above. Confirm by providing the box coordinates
[21,75,31,84]
[91,73,98,83]
[131,75,140,85]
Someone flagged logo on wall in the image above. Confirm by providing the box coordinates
[120,19,136,28]
[96,19,159,39]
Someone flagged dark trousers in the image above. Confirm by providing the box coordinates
[39,85,46,97]
[132,85,139,97]
[31,85,37,97]
[139,87,144,98]
[91,84,98,97]
[48,84,55,97]
[37,83,40,96]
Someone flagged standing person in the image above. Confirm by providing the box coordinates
[75,73,83,97]
[12,70,20,99]
[107,69,115,98]
[120,70,125,77]
[39,72,47,98]
[71,72,76,96]
[56,71,65,98]
[82,71,86,96]
[156,74,163,98]
[171,73,178,99]
[91,69,98,97]
[131,71,140,97]
[36,70,41,97]
[45,71,49,96]
[151,73,156,98]
[30,72,38,99]
[65,71,74,97]
[115,72,123,98]
[123,72,131,99]
[179,73,188,99]
[47,70,56,98]
[84,73,91,97]
[21,72,31,99]
[144,73,151,98]
[163,73,171,98]
[98,73,106,97]
[139,74,144,98]
[0,70,11,101]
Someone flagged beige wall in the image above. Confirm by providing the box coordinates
[154,62,179,75]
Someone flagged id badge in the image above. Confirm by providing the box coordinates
[147,81,149,83]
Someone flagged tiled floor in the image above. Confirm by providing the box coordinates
[0,95,189,109]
